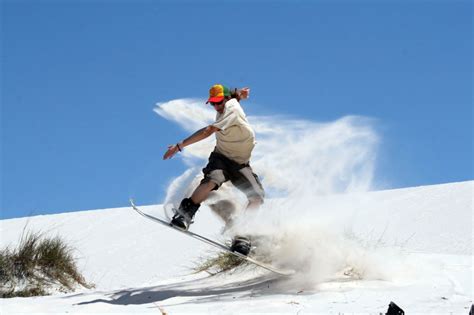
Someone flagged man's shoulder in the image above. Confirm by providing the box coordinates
[225,98,240,108]
[225,99,244,112]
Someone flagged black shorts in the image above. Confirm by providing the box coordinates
[200,151,265,201]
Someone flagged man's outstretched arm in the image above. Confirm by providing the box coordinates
[231,87,250,101]
[163,125,220,160]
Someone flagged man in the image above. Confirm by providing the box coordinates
[163,84,265,255]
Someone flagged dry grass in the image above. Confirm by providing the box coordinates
[194,251,251,275]
[0,230,93,298]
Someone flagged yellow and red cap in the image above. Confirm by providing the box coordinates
[206,84,231,104]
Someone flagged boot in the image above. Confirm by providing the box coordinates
[171,198,200,231]
[230,236,252,256]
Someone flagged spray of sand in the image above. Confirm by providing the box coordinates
[154,99,403,287]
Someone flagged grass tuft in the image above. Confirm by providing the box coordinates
[0,229,93,298]
[194,251,251,275]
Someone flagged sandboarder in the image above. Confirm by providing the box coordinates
[163,84,265,255]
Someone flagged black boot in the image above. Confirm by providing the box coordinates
[171,198,200,230]
[230,236,252,256]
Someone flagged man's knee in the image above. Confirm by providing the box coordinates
[247,196,264,209]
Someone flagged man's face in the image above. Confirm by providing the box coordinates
[210,99,226,113]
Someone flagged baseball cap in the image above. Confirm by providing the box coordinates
[206,84,231,104]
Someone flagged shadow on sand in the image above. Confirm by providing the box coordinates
[75,273,289,307]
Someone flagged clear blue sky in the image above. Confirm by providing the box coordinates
[1,0,472,219]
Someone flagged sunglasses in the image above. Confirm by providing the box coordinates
[210,100,224,106]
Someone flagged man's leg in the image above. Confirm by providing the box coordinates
[246,196,264,211]
[229,166,265,255]
[190,180,217,204]
[234,166,265,211]
[171,172,222,230]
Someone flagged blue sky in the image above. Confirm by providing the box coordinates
[1,0,472,219]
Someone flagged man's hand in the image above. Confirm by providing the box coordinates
[238,87,250,100]
[163,144,180,160]
[163,126,219,161]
